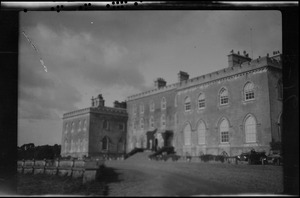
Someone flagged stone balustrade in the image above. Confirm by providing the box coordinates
[17,159,104,183]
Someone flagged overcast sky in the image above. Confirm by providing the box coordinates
[18,10,282,146]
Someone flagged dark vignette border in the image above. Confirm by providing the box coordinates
[0,1,298,196]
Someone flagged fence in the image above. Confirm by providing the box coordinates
[17,159,104,183]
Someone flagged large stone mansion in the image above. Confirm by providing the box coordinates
[61,50,282,158]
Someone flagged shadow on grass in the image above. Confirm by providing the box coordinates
[96,165,122,196]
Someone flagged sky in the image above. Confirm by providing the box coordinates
[18,10,282,146]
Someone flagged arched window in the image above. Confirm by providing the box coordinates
[83,120,87,131]
[175,95,177,107]
[150,116,154,129]
[220,88,229,105]
[244,82,255,101]
[161,114,166,129]
[161,97,166,110]
[277,80,283,100]
[245,115,256,143]
[132,118,136,130]
[64,140,68,153]
[197,120,206,144]
[183,123,192,146]
[150,100,155,112]
[220,118,229,143]
[64,123,68,134]
[71,122,75,133]
[198,93,205,109]
[102,136,109,150]
[133,104,137,115]
[184,97,191,112]
[78,121,81,132]
[103,120,109,130]
[140,103,144,114]
[140,117,144,130]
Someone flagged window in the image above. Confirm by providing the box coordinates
[102,136,109,150]
[71,140,74,152]
[175,95,177,107]
[64,140,68,152]
[277,80,283,100]
[197,121,206,144]
[161,97,166,110]
[133,104,137,115]
[220,88,229,105]
[132,118,136,130]
[174,113,177,127]
[150,101,155,112]
[103,120,109,130]
[244,82,255,101]
[161,114,166,129]
[83,120,87,131]
[64,123,68,133]
[220,119,229,143]
[71,122,75,133]
[150,116,154,129]
[198,93,205,109]
[184,123,192,146]
[119,123,124,131]
[140,118,144,130]
[140,103,144,114]
[245,115,256,143]
[184,97,191,111]
[78,121,81,132]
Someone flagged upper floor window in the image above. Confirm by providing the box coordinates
[161,97,166,110]
[140,103,144,114]
[140,118,144,130]
[102,136,109,150]
[133,104,137,115]
[161,114,166,129]
[150,116,154,129]
[245,115,257,143]
[132,118,136,130]
[103,120,109,130]
[220,88,229,105]
[71,122,75,133]
[64,123,68,133]
[83,120,87,131]
[198,93,205,109]
[184,97,191,112]
[277,80,283,100]
[150,100,155,112]
[119,123,125,131]
[244,82,255,101]
[220,118,229,143]
[175,95,177,107]
[78,120,82,132]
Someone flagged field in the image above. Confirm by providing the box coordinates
[16,153,284,196]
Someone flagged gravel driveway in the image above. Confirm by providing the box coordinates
[104,153,283,196]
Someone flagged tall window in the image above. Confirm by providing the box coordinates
[150,101,155,112]
[244,82,255,101]
[150,116,154,129]
[197,121,206,144]
[71,122,75,133]
[140,103,144,114]
[78,120,81,132]
[175,95,177,107]
[184,123,192,146]
[83,120,87,131]
[220,119,229,143]
[140,118,144,130]
[277,80,283,100]
[198,93,205,109]
[220,88,229,105]
[161,114,166,129]
[133,104,137,115]
[119,123,124,131]
[245,115,256,143]
[64,123,68,133]
[184,97,191,112]
[161,97,166,110]
[64,140,68,152]
[102,136,109,150]
[103,120,109,130]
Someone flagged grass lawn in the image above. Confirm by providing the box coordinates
[17,173,107,196]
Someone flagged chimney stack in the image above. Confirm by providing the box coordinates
[91,94,105,107]
[154,78,167,89]
[227,50,252,67]
[178,71,189,82]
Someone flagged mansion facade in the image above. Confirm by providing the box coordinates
[61,50,282,158]
[126,50,282,156]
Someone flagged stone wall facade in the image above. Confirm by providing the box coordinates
[126,52,282,156]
